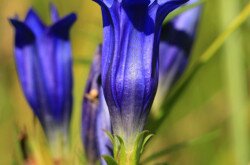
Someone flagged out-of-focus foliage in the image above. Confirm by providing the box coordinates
[0,0,249,164]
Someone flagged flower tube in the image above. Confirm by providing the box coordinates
[95,0,188,163]
[9,6,76,144]
[82,46,112,165]
[95,0,188,143]
[153,0,202,114]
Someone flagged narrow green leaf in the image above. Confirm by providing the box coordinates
[73,57,92,65]
[102,155,118,165]
[199,2,250,63]
[164,0,206,24]
[220,0,249,164]
[141,129,220,164]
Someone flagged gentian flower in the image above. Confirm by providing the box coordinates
[153,0,202,111]
[96,89,112,164]
[95,0,189,145]
[9,5,76,142]
[82,45,112,165]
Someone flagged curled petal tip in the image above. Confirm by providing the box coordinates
[9,19,35,48]
[25,8,42,23]
[49,13,77,40]
[50,3,60,22]
[25,8,45,38]
[25,8,37,18]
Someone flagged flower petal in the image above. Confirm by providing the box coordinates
[14,46,41,116]
[82,46,102,163]
[155,0,201,105]
[50,3,60,23]
[35,34,73,123]
[97,89,113,165]
[10,6,76,144]
[97,0,188,142]
[36,14,77,123]
[25,9,45,38]
[9,19,35,48]
[49,13,77,40]
[82,46,112,164]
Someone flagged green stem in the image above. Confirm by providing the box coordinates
[220,1,249,165]
[46,126,70,164]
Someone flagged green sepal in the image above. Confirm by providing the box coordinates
[113,135,126,163]
[105,131,120,160]
[140,134,154,154]
[102,155,118,165]
[104,130,154,165]
[105,130,115,143]
[104,131,127,164]
[131,130,153,164]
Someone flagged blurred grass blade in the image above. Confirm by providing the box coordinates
[199,2,250,63]
[164,0,207,24]
[141,130,220,164]
[73,57,92,65]
[220,1,249,165]
[149,2,250,132]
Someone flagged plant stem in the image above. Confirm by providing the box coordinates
[220,1,249,164]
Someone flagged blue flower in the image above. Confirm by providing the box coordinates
[82,45,112,164]
[96,89,113,164]
[157,0,202,99]
[95,0,189,142]
[9,5,76,140]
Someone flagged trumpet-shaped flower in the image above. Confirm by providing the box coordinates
[95,0,188,143]
[82,46,112,165]
[155,0,202,105]
[9,6,76,141]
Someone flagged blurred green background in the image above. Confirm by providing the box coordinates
[0,0,249,164]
